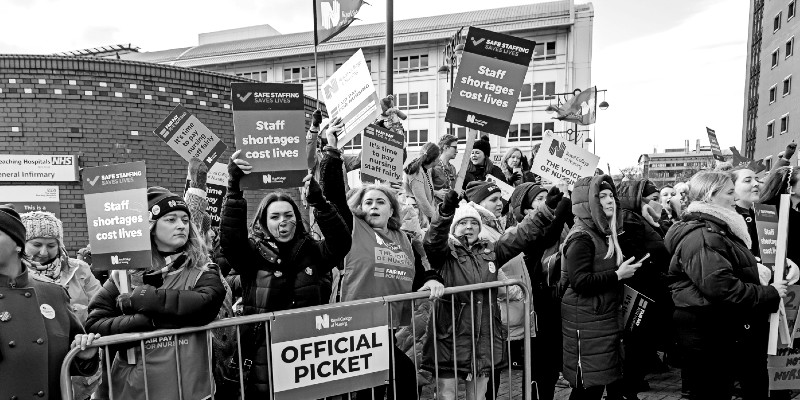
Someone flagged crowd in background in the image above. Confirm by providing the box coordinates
[1,94,799,400]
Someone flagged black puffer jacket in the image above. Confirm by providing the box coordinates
[665,202,780,320]
[220,174,351,397]
[463,158,506,189]
[616,180,670,297]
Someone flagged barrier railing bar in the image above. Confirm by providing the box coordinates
[59,280,526,400]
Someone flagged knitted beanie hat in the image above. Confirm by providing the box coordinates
[641,180,659,198]
[451,201,483,235]
[0,205,26,248]
[473,135,491,158]
[21,211,63,242]
[465,181,500,204]
[148,186,190,221]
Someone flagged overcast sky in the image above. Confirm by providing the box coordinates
[0,0,748,173]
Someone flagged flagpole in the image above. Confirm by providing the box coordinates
[312,0,320,108]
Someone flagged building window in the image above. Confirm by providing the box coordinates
[770,84,778,103]
[406,129,429,147]
[767,120,775,138]
[767,158,773,170]
[393,55,428,73]
[507,122,553,142]
[534,41,557,61]
[790,1,796,20]
[775,11,783,32]
[532,81,556,101]
[787,37,795,58]
[397,92,429,110]
[283,66,316,83]
[342,132,362,150]
[781,114,790,134]
[773,49,780,68]
[519,83,532,102]
[335,60,372,72]
[784,75,792,96]
[236,71,270,82]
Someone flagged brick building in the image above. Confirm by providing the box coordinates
[0,55,318,253]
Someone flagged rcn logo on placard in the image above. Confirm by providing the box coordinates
[321,0,341,29]
[323,79,339,99]
[466,114,488,127]
[110,255,131,265]
[549,139,567,158]
[262,174,287,184]
[236,92,253,102]
[316,314,330,330]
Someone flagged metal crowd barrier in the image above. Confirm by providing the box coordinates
[60,279,533,400]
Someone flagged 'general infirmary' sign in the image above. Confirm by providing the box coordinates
[0,155,79,181]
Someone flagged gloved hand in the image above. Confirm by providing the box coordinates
[127,284,158,314]
[312,109,323,128]
[116,292,134,314]
[304,174,326,207]
[441,190,460,216]
[787,259,800,285]
[545,186,564,210]
[553,197,573,226]
[509,171,521,185]
[757,263,772,286]
[227,150,252,192]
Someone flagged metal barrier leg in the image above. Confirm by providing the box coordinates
[470,291,478,399]
[236,325,246,399]
[431,296,440,399]
[489,289,497,400]
[265,322,274,400]
[206,330,215,400]
[451,296,458,400]
[104,346,115,400]
[506,293,512,400]
[410,298,420,400]
[139,340,150,400]
[174,334,184,400]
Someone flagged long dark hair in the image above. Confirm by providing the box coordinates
[759,166,800,205]
[404,142,440,175]
[250,191,306,239]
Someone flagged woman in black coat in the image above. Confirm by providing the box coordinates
[666,171,786,400]
[219,149,352,397]
[561,176,643,400]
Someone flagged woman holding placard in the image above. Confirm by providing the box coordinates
[666,171,787,400]
[85,187,225,400]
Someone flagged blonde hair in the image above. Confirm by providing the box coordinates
[687,171,732,204]
[603,196,624,265]
[149,216,210,271]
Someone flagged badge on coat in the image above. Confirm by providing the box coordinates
[0,311,10,322]
[305,267,313,276]
[488,262,496,273]
[40,304,55,319]
[274,271,283,278]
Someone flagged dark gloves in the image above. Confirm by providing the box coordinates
[312,109,323,128]
[441,190,460,216]
[188,158,208,190]
[545,186,564,210]
[509,171,521,184]
[553,197,574,228]
[306,177,328,209]
[116,284,156,314]
[227,157,245,192]
[785,142,797,160]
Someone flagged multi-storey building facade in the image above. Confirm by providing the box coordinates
[123,1,594,163]
[639,141,730,187]
[742,0,800,161]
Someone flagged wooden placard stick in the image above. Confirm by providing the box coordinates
[453,129,476,194]
[768,192,793,354]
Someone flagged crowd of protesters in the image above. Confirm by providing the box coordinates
[1,96,799,400]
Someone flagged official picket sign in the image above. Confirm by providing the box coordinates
[82,161,151,270]
[153,105,227,168]
[321,49,379,146]
[0,154,78,182]
[755,204,780,267]
[270,301,390,400]
[361,124,404,185]
[232,82,307,189]
[0,185,60,218]
[530,132,600,186]
[445,27,535,136]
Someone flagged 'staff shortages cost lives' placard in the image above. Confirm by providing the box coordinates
[153,105,228,168]
[445,27,535,137]
[270,302,390,400]
[82,161,151,270]
[232,83,307,189]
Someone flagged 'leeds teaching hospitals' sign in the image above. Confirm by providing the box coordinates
[0,155,79,182]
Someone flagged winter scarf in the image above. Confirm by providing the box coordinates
[29,251,66,285]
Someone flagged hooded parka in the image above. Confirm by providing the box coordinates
[560,175,624,388]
